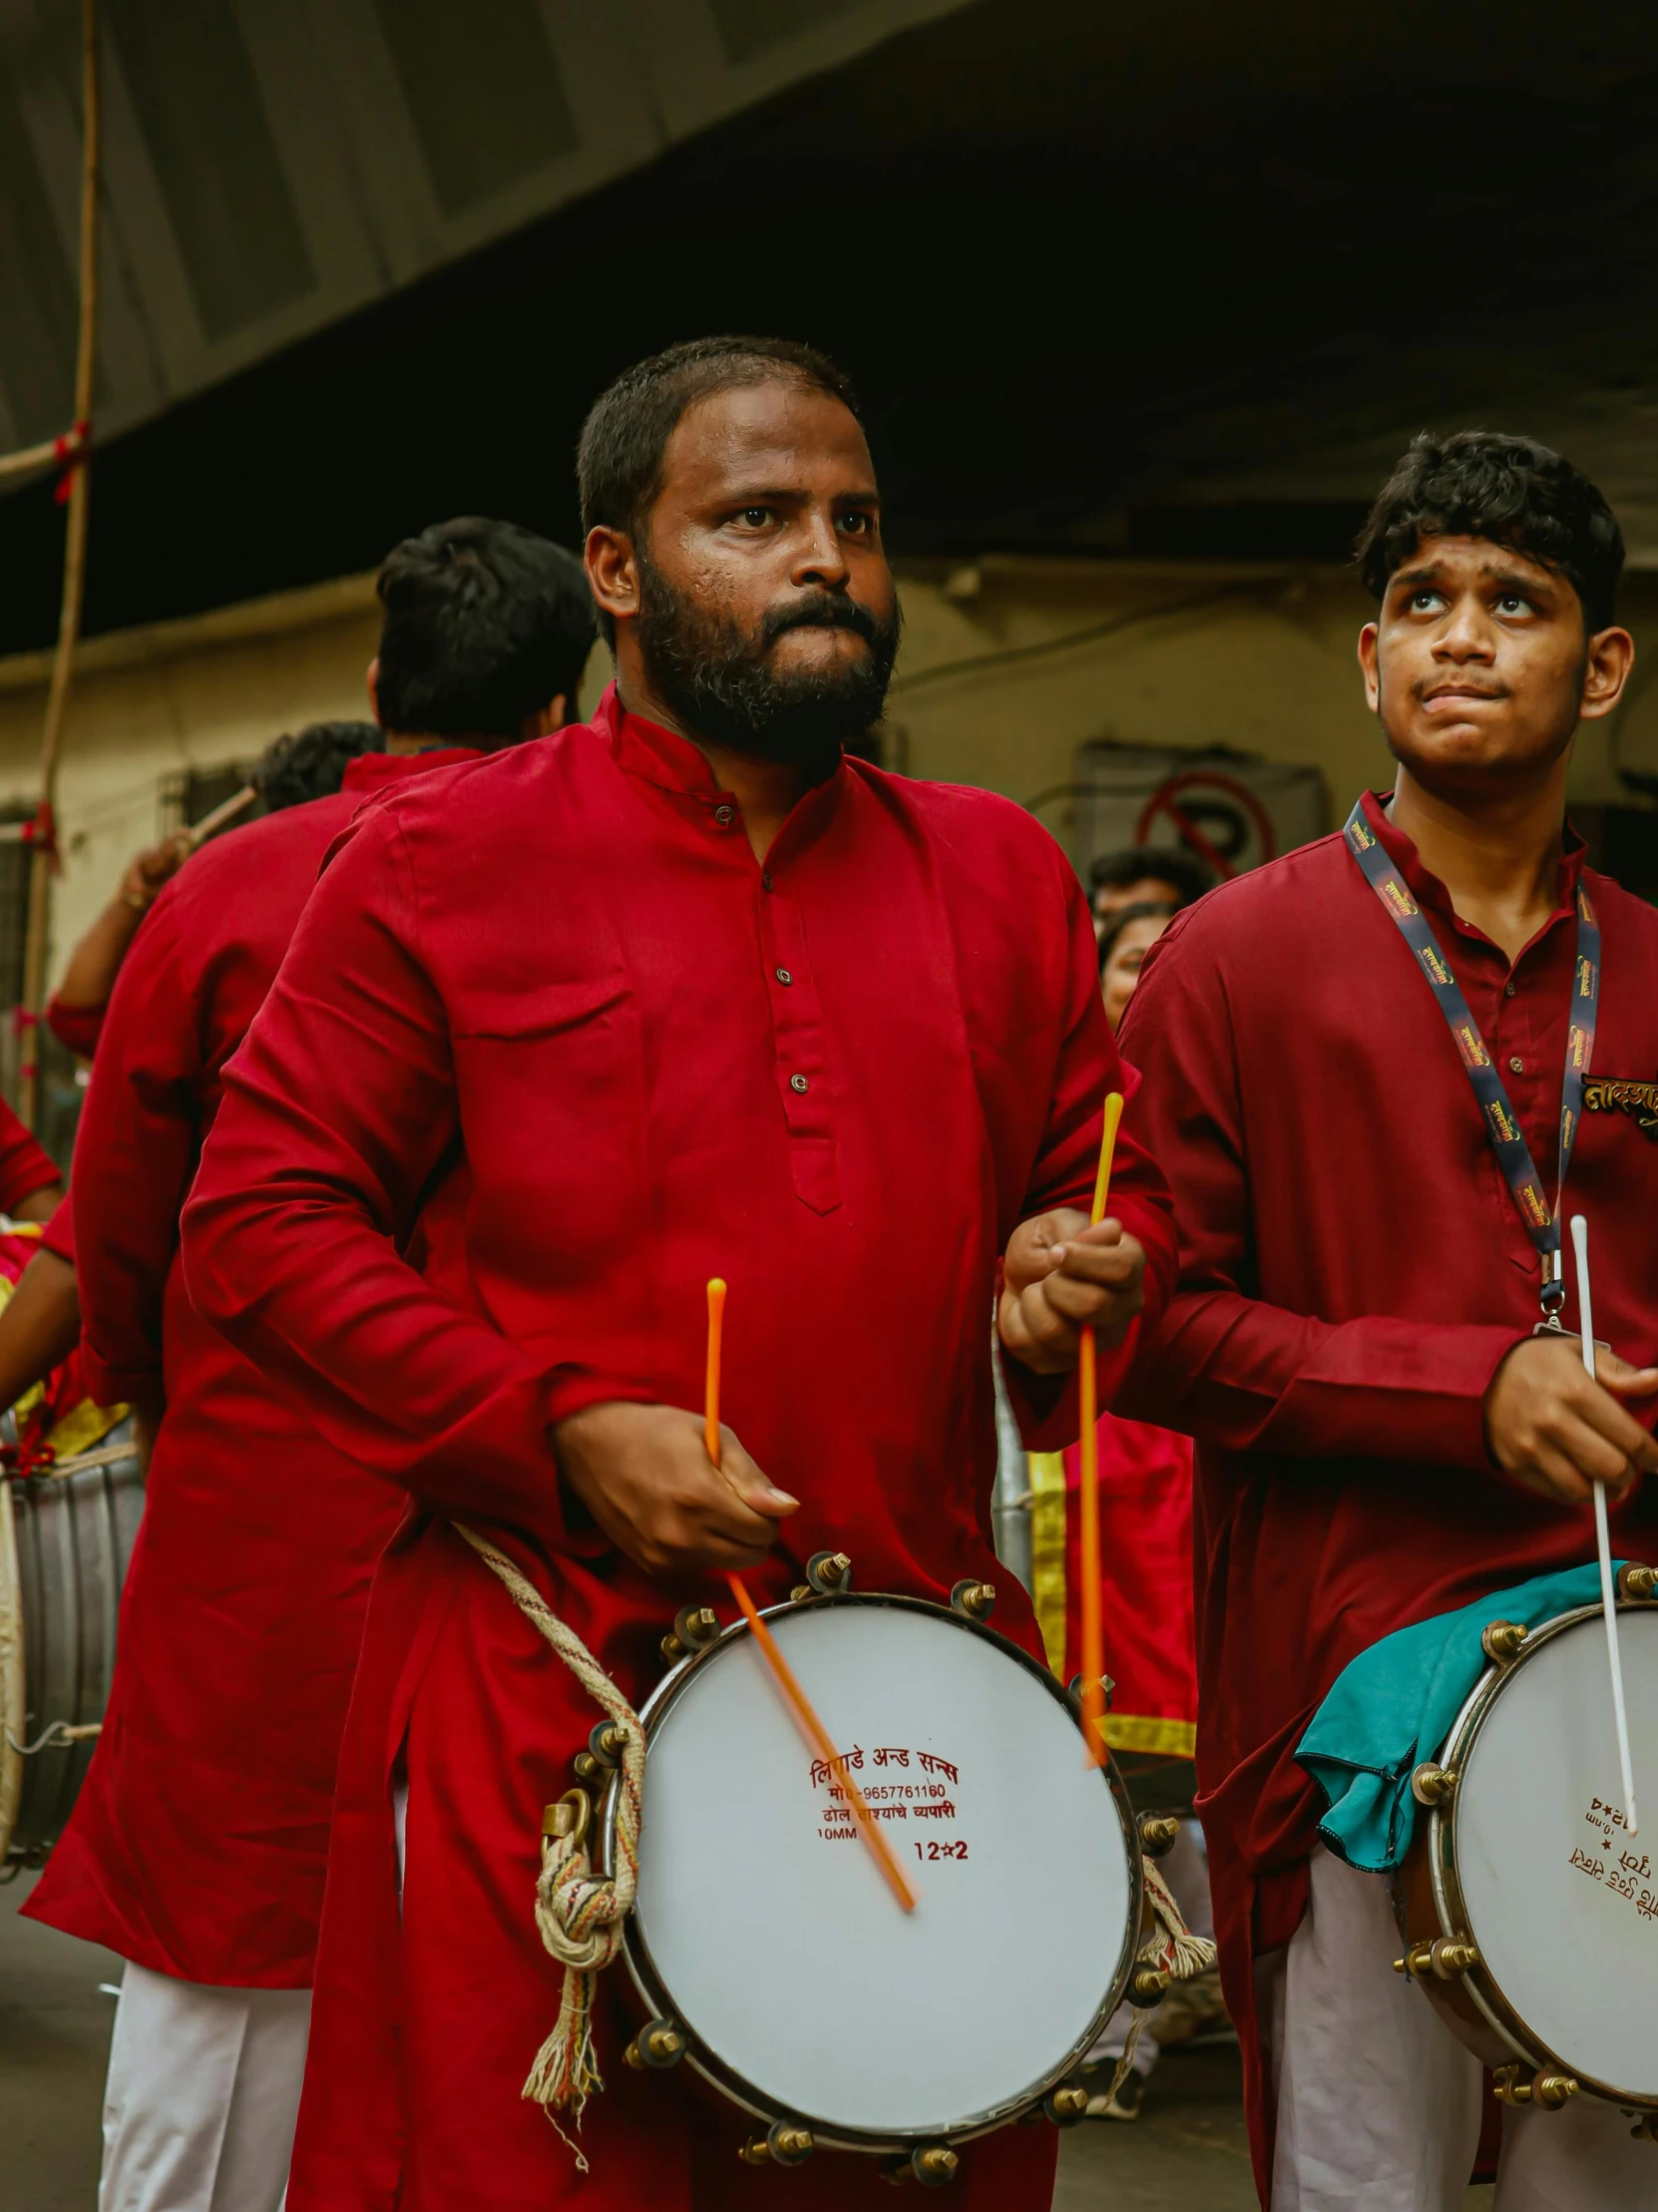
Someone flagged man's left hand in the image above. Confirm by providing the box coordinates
[999,1208,1145,1375]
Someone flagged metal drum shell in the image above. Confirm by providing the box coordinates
[1394,1597,1658,2109]
[0,1420,143,1867]
[599,1586,1144,2155]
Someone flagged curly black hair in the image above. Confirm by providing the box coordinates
[1356,431,1624,632]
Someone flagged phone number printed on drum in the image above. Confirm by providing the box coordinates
[811,1745,966,1852]
[1570,1797,1658,1922]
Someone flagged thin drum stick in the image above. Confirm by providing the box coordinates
[1078,1092,1124,1769]
[703,1279,918,1912]
[184,783,258,850]
[1570,1213,1638,1834]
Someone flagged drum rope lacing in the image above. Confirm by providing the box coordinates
[453,1523,644,2163]
[1104,1859,1220,2107]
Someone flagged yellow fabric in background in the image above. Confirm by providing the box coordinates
[1028,1450,1068,1676]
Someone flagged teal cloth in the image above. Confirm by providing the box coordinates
[1297,1563,1617,1873]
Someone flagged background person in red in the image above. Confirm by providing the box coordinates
[24,519,596,2212]
[180,335,1175,2212]
[1119,432,1658,2208]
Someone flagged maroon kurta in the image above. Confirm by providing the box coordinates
[0,1095,61,1214]
[1118,789,1658,2196]
[25,748,479,1986]
[180,686,1176,2210]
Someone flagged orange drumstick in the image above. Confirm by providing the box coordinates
[703,1278,918,1914]
[1077,1092,1123,1769]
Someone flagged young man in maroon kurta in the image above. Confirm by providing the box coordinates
[26,519,596,2212]
[1120,433,1658,2207]
[181,337,1175,2209]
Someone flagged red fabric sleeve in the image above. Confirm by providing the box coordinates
[40,1199,74,1267]
[45,995,108,1060]
[180,810,575,1549]
[1000,862,1177,1453]
[71,891,202,1410]
[1114,913,1520,1467]
[0,1095,62,1218]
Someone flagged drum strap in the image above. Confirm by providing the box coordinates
[1101,1859,1220,2110]
[452,1523,645,2157]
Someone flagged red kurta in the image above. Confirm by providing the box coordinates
[1059,1413,1196,1752]
[0,1095,62,1214]
[180,686,1176,2211]
[25,748,479,1986]
[1117,790,1658,2196]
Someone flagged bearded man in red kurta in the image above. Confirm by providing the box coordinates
[25,518,597,2212]
[180,336,1176,2211]
[1120,432,1658,2210]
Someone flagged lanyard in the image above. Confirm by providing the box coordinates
[1344,797,1598,1319]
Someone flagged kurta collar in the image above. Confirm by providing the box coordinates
[1360,786,1586,945]
[343,746,482,794]
[594,681,849,858]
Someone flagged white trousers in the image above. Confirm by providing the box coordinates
[1261,1846,1657,2211]
[100,1960,311,2212]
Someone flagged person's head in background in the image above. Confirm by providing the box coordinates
[1088,845,1213,938]
[253,720,382,811]
[1098,900,1174,1032]
[368,517,597,753]
[1355,431,1631,808]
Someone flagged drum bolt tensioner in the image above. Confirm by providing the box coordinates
[1480,1620,1529,1665]
[883,2145,960,2186]
[573,1719,626,1780]
[1041,2084,1089,2126]
[1630,2112,1658,2142]
[738,2122,814,2165]
[949,1579,997,1622]
[660,1603,721,1664]
[1138,1814,1181,1859]
[1410,1761,1458,1806]
[623,2019,685,2070]
[1618,1562,1658,1601]
[1127,1966,1171,2006]
[1493,2064,1578,2110]
[1393,1937,1478,1982]
[805,1549,854,1595]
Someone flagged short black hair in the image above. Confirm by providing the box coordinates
[1087,845,1214,907]
[375,518,596,742]
[254,720,382,812]
[1097,899,1176,975]
[578,336,862,647]
[1356,431,1624,633]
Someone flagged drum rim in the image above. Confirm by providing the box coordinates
[1431,1596,1658,2108]
[600,1584,1144,2152]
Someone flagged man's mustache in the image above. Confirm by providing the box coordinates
[761,594,885,647]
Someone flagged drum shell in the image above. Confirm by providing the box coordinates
[1392,1597,1658,2108]
[601,1587,1145,2154]
[0,1423,144,1867]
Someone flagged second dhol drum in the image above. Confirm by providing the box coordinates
[597,1562,1146,2178]
[1394,1575,1658,2124]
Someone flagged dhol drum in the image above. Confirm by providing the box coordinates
[595,1558,1151,2179]
[0,1418,144,1868]
[1394,1569,1658,2126]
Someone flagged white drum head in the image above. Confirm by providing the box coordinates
[624,1596,1136,2142]
[1451,1605,1658,2100]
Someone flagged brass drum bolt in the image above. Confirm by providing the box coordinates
[805,1549,853,1595]
[624,2019,684,2071]
[1411,1763,1457,1807]
[1531,2071,1579,2111]
[1139,1814,1181,1859]
[1481,1619,1528,1663]
[766,2123,813,2165]
[1043,2084,1089,2126]
[1128,1967,1171,2006]
[909,2145,960,2186]
[1618,1563,1658,1601]
[950,1579,997,1621]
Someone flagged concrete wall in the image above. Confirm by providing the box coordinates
[4,554,1657,992]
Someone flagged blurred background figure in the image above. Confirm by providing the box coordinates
[1099,899,1175,1032]
[1087,845,1213,940]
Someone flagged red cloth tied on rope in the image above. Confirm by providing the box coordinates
[52,419,90,505]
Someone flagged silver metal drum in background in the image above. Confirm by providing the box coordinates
[601,1579,1143,2176]
[0,1418,144,1868]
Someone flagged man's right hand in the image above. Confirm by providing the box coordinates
[1484,1334,1658,1508]
[552,1401,798,1581]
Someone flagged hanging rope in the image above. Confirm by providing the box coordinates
[451,1523,644,2160]
[18,0,101,1129]
[1100,1852,1220,2108]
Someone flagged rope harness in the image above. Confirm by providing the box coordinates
[452,1524,644,2156]
[1103,1855,1220,2105]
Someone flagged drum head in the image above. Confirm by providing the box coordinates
[1451,1605,1658,2100]
[625,1595,1136,2144]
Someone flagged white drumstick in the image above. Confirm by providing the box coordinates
[1570,1213,1638,1835]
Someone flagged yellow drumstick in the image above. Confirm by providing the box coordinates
[1078,1092,1123,1768]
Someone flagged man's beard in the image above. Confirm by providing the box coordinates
[635,553,900,778]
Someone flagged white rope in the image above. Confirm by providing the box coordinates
[452,1523,645,2159]
[7,1717,101,1754]
[1102,1853,1220,2107]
